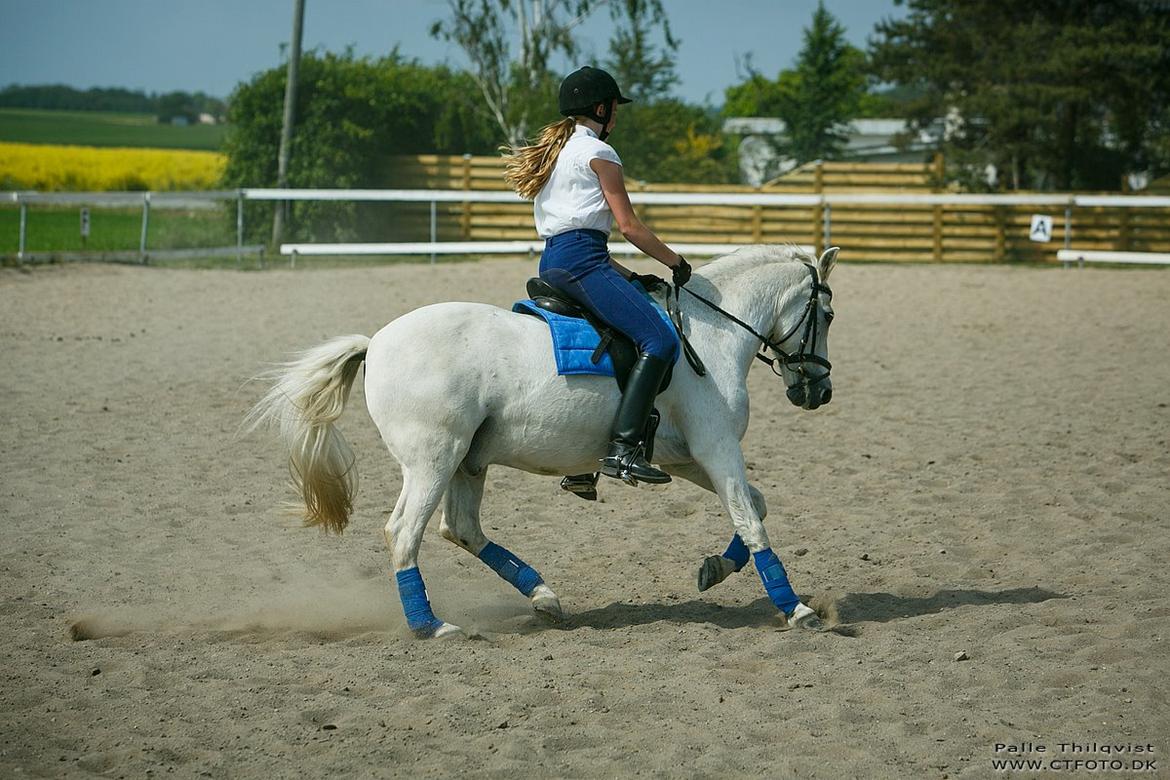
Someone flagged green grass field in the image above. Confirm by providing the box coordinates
[0,204,234,253]
[0,108,227,150]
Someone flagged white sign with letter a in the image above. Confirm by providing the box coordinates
[1029,214,1053,243]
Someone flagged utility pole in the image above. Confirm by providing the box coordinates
[272,0,305,249]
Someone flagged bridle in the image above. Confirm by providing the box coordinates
[670,263,833,393]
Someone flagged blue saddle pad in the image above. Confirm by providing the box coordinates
[513,300,616,376]
[514,285,675,377]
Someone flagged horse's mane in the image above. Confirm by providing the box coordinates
[697,244,815,282]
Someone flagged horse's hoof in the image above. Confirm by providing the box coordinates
[532,592,564,623]
[784,603,825,632]
[433,622,465,639]
[697,555,736,592]
[413,621,464,639]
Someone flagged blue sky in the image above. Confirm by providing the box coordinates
[0,0,907,105]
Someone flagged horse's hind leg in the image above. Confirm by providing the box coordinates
[439,467,564,623]
[386,461,464,639]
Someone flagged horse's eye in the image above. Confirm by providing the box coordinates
[824,310,834,324]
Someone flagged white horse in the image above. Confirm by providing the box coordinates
[248,244,838,637]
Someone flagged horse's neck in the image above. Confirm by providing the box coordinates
[686,259,806,381]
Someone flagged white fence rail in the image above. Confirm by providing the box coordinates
[1057,249,1170,267]
[279,241,812,265]
[6,188,1170,266]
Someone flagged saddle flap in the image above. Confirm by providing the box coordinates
[515,279,675,395]
[526,277,586,318]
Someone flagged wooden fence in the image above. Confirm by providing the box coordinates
[372,154,1170,263]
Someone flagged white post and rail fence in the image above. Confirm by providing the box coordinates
[5,188,1170,267]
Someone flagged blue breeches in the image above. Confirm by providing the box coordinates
[539,229,680,363]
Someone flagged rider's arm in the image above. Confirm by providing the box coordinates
[592,158,683,270]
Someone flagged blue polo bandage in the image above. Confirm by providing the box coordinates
[395,567,445,637]
[722,534,750,571]
[478,542,544,597]
[753,548,801,616]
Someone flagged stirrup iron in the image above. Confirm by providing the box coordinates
[560,473,600,501]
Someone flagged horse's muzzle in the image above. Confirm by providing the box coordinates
[787,378,832,410]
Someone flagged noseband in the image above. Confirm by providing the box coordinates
[675,263,832,392]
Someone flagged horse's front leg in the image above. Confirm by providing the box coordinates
[665,462,766,593]
[689,445,822,630]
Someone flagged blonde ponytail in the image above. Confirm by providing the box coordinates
[501,117,577,200]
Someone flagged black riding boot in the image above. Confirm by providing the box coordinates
[600,353,672,485]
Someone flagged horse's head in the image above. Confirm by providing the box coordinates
[770,247,837,410]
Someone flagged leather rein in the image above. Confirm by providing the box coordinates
[665,263,833,387]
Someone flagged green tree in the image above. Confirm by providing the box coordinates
[723,3,867,165]
[430,0,592,146]
[222,51,496,242]
[612,100,737,184]
[605,0,678,101]
[870,0,1170,190]
[722,54,790,118]
[601,0,734,183]
[781,2,866,163]
[431,0,679,146]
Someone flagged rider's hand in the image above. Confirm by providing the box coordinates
[671,256,692,287]
[630,273,667,291]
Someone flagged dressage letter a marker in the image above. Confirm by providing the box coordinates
[1029,214,1053,243]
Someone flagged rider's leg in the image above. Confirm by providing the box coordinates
[565,266,680,484]
[538,231,679,485]
[601,352,672,483]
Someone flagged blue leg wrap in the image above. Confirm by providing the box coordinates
[478,542,544,597]
[395,567,445,637]
[753,548,801,616]
[722,534,750,571]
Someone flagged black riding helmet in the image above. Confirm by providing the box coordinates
[558,66,632,141]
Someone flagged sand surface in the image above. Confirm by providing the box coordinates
[1,257,1168,778]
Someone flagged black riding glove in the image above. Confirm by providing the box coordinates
[630,273,668,292]
[672,257,692,287]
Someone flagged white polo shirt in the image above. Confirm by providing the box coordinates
[534,125,622,239]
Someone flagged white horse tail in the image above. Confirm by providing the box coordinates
[246,334,370,534]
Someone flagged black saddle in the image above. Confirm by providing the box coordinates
[522,277,673,394]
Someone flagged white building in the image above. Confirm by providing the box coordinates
[723,117,944,185]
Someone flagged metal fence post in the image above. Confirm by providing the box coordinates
[139,192,151,264]
[1064,200,1080,268]
[236,190,244,268]
[430,198,437,265]
[822,201,832,249]
[17,195,27,263]
[812,162,824,256]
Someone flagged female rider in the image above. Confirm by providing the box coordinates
[502,66,691,486]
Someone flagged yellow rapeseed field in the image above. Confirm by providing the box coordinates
[0,142,226,191]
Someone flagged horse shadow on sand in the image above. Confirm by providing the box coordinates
[557,586,1067,634]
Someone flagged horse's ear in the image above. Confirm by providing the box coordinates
[818,246,839,280]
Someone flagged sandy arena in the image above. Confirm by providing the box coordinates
[1,257,1168,778]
